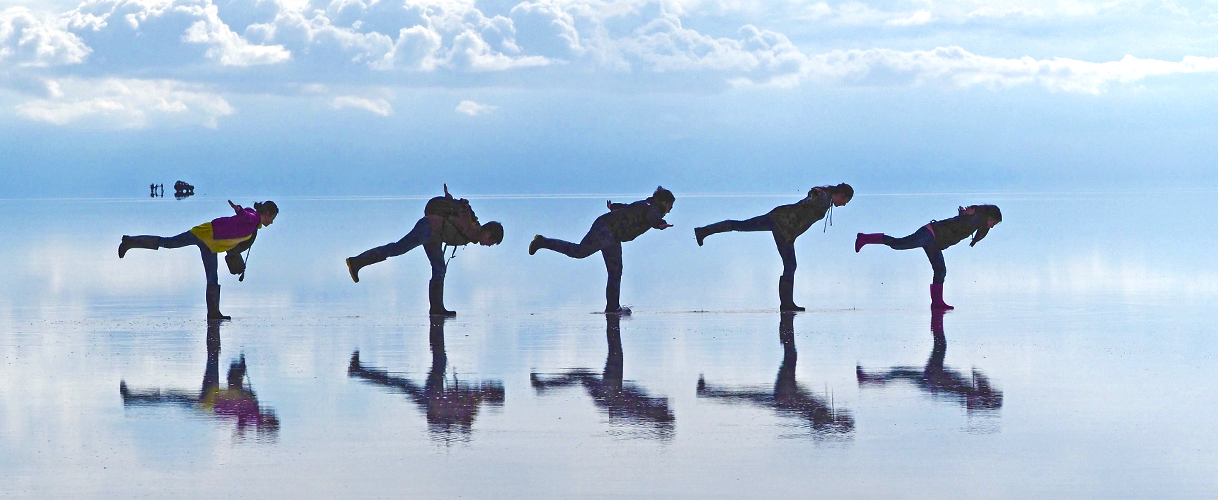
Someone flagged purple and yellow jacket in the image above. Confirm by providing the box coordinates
[189,207,262,253]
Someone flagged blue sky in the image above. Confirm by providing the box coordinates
[2,0,1217,197]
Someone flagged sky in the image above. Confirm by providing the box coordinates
[2,0,1218,197]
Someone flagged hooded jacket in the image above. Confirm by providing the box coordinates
[767,188,832,243]
[928,211,991,250]
[189,208,262,253]
[601,197,668,242]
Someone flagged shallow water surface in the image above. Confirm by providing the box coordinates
[2,193,1217,498]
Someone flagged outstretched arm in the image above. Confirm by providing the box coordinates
[228,200,243,214]
[970,224,990,246]
[443,184,453,199]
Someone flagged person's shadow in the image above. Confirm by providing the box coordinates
[348,316,505,443]
[530,314,675,440]
[856,310,1003,413]
[697,312,854,438]
[119,321,280,441]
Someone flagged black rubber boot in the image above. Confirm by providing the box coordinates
[118,235,159,258]
[694,221,732,247]
[206,284,231,321]
[528,235,546,255]
[779,276,805,312]
[345,252,386,283]
[429,278,456,316]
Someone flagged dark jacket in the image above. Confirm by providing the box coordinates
[929,212,991,250]
[767,189,832,243]
[600,197,668,242]
[429,214,486,246]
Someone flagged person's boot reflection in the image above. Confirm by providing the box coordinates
[697,312,854,437]
[530,314,675,439]
[348,316,505,443]
[856,310,1002,412]
[119,321,280,440]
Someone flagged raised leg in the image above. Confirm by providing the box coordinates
[348,218,431,283]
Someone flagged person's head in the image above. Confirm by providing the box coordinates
[479,221,504,246]
[976,204,1002,228]
[254,201,279,226]
[814,183,854,207]
[651,186,675,215]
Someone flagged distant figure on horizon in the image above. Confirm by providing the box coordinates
[693,183,853,311]
[345,184,504,316]
[528,186,675,314]
[118,200,278,320]
[854,204,1001,310]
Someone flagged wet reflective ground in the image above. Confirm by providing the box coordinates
[3,193,1218,498]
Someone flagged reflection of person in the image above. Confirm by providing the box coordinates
[855,204,1002,310]
[346,184,504,316]
[119,200,278,320]
[530,314,675,439]
[697,312,854,436]
[347,316,505,441]
[856,310,1003,412]
[529,187,675,314]
[118,322,280,439]
[693,184,853,311]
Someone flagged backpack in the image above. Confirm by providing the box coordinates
[424,196,478,225]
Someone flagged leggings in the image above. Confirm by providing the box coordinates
[158,231,219,286]
[881,226,946,284]
[358,217,446,280]
[717,215,797,279]
[538,221,624,309]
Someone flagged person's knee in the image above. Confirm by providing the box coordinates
[933,268,946,284]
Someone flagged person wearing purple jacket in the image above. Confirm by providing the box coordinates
[118,200,279,320]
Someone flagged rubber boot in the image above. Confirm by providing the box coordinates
[529,235,547,255]
[779,276,805,312]
[206,284,231,321]
[429,278,456,316]
[855,233,884,253]
[930,283,954,310]
[694,221,732,247]
[345,252,386,283]
[118,235,159,258]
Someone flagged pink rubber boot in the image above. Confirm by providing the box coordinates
[930,284,954,310]
[855,233,884,253]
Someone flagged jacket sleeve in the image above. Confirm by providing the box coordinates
[969,217,990,247]
[646,204,668,229]
[228,229,257,254]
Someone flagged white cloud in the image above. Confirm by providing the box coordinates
[331,95,392,116]
[455,99,496,116]
[0,7,90,66]
[14,77,234,128]
[181,4,289,66]
[885,10,933,26]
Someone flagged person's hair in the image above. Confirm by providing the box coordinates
[483,221,504,244]
[652,186,675,206]
[254,201,278,216]
[812,183,853,201]
[974,204,1001,223]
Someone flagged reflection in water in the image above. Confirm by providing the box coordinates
[531,315,675,440]
[348,316,505,443]
[697,313,854,438]
[856,310,1003,413]
[119,321,280,441]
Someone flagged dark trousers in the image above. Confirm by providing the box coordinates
[158,231,219,285]
[537,221,624,310]
[355,217,446,280]
[711,215,797,279]
[882,226,946,284]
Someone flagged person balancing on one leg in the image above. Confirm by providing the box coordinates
[528,186,675,315]
[693,183,853,311]
[345,184,504,316]
[118,200,279,320]
[854,204,1002,310]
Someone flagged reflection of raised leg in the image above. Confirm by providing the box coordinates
[118,235,159,258]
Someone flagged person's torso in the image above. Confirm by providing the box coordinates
[767,191,831,242]
[929,214,981,249]
[598,200,657,242]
